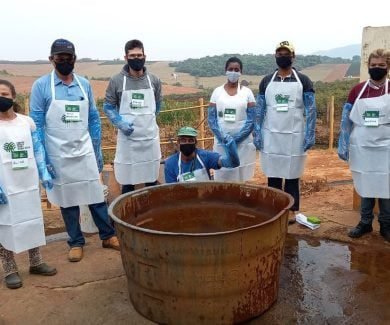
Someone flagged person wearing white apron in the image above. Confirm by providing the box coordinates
[208,57,256,182]
[164,127,240,183]
[255,41,317,222]
[338,48,390,242]
[103,39,162,194]
[0,79,57,289]
[30,39,119,263]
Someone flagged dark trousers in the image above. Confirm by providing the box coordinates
[60,202,115,248]
[268,177,300,211]
[121,181,158,194]
[360,197,390,226]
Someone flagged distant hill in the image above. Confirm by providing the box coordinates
[170,54,351,77]
[312,44,361,59]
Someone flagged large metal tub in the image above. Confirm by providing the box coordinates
[109,182,293,324]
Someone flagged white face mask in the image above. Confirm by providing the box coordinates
[226,71,241,83]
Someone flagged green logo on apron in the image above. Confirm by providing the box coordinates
[3,142,16,152]
[11,150,28,159]
[275,94,289,104]
[182,171,196,181]
[131,93,145,109]
[224,108,237,122]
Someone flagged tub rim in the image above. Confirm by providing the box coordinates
[108,182,294,237]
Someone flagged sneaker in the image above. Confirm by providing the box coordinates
[68,247,83,262]
[379,224,390,242]
[5,272,22,289]
[348,222,373,238]
[29,263,57,276]
[102,236,120,251]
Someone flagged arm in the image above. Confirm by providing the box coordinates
[253,93,266,150]
[218,134,240,168]
[87,86,103,173]
[208,104,225,144]
[29,80,56,178]
[0,185,7,204]
[303,91,317,151]
[337,103,353,161]
[103,78,134,136]
[154,77,163,115]
[164,158,178,183]
[232,105,255,144]
[32,130,53,189]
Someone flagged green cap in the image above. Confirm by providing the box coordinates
[177,126,198,137]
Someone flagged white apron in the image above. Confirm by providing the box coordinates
[349,80,390,198]
[0,116,46,253]
[114,75,161,184]
[45,71,104,208]
[261,70,306,179]
[177,153,210,182]
[213,85,256,182]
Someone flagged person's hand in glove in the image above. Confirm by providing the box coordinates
[41,168,54,190]
[219,134,240,168]
[118,121,134,136]
[0,186,8,204]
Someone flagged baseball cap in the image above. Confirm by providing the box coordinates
[50,39,75,56]
[177,126,198,137]
[276,40,295,53]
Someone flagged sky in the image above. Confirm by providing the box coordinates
[2,0,390,61]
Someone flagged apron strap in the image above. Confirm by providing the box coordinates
[356,80,370,102]
[73,74,88,101]
[122,74,154,92]
[291,69,303,88]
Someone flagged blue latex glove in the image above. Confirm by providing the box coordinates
[208,105,225,144]
[337,103,353,161]
[303,92,317,152]
[103,102,134,136]
[220,134,240,168]
[155,101,162,115]
[253,94,266,150]
[32,130,54,190]
[88,105,104,173]
[232,106,255,144]
[0,185,8,204]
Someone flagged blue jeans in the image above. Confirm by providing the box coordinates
[122,181,158,194]
[360,197,390,226]
[60,202,116,247]
[268,178,300,211]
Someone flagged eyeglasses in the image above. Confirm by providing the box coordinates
[178,138,196,144]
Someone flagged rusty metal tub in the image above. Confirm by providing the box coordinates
[109,182,293,324]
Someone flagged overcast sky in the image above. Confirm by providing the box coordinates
[2,0,389,61]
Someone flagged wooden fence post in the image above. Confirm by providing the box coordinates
[24,95,30,115]
[328,95,335,150]
[199,98,205,149]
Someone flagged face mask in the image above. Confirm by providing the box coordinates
[180,143,196,157]
[226,71,241,83]
[276,56,292,69]
[55,61,74,76]
[0,96,13,112]
[368,67,388,81]
[128,58,145,71]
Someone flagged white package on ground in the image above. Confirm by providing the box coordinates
[295,213,320,230]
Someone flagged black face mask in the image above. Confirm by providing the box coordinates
[128,58,145,71]
[276,56,292,69]
[55,61,74,76]
[368,67,388,81]
[0,96,13,112]
[180,144,196,157]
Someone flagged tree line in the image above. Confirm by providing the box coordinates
[169,54,356,77]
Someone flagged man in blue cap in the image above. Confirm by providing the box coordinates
[164,127,240,183]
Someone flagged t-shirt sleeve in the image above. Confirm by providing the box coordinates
[209,87,220,104]
[23,115,37,132]
[299,73,315,93]
[246,87,256,103]
[164,155,179,183]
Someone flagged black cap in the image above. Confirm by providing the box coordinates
[50,39,75,56]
